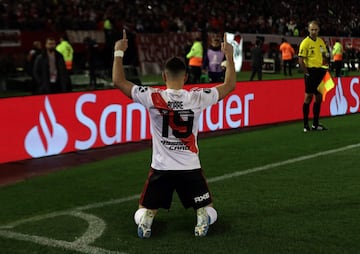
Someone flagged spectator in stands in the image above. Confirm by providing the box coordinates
[186,36,203,84]
[344,43,356,71]
[356,49,360,71]
[84,37,98,89]
[26,41,42,74]
[203,35,225,83]
[26,40,42,94]
[103,10,115,72]
[33,37,71,94]
[249,39,264,81]
[0,48,10,91]
[279,38,295,76]
[56,35,74,73]
[331,39,343,77]
[293,25,299,36]
[1,0,360,37]
[286,19,297,36]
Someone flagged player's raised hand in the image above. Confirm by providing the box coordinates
[114,29,128,52]
[221,33,234,59]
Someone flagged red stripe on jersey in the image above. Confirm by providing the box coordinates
[139,168,155,206]
[151,92,168,109]
[151,92,198,153]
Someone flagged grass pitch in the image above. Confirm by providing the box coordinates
[1,113,360,253]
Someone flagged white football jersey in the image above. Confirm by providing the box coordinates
[132,85,219,170]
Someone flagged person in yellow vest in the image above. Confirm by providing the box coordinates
[186,37,203,83]
[279,38,295,76]
[293,26,299,36]
[56,35,74,72]
[103,14,115,70]
[332,39,343,77]
[298,20,329,132]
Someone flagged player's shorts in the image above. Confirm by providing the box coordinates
[304,67,327,94]
[139,168,212,210]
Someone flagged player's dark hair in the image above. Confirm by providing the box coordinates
[164,57,186,77]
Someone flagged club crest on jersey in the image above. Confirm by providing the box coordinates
[138,86,148,93]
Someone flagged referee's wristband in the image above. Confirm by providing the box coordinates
[114,50,124,58]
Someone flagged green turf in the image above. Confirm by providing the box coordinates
[1,114,360,253]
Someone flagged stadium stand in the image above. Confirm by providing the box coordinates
[0,0,359,36]
[0,0,359,94]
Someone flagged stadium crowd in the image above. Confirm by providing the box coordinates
[0,0,359,36]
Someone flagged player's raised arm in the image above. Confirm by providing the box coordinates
[215,33,236,101]
[112,29,135,98]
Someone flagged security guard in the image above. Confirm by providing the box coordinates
[332,40,343,77]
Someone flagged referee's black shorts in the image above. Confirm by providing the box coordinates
[305,67,327,94]
[139,168,212,210]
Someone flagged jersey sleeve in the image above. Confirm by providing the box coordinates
[131,85,155,108]
[298,39,307,58]
[190,87,219,110]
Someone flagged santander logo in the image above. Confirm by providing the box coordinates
[330,77,348,116]
[25,97,68,158]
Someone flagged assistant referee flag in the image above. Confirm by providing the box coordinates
[317,70,335,101]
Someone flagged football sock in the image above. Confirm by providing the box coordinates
[313,102,321,126]
[303,103,310,127]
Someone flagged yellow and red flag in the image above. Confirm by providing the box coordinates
[317,70,335,101]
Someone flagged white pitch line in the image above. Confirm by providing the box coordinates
[69,211,106,246]
[0,195,140,229]
[0,229,126,254]
[2,143,360,229]
[0,142,359,254]
[208,143,360,183]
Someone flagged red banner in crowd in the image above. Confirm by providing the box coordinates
[1,76,359,165]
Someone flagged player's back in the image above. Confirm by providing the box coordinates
[132,86,219,170]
